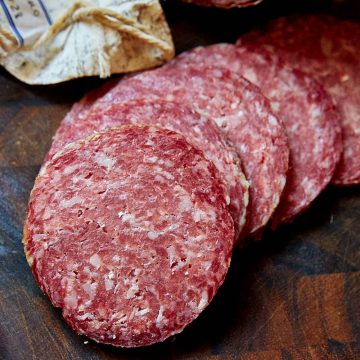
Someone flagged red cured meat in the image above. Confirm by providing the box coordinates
[85,65,289,237]
[173,43,342,226]
[47,99,248,239]
[44,79,119,163]
[180,0,262,9]
[239,15,360,185]
[24,125,234,347]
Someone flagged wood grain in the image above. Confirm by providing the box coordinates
[1,1,360,359]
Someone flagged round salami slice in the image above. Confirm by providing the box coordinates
[179,0,262,9]
[47,99,248,239]
[24,125,234,347]
[44,79,120,163]
[239,15,360,185]
[85,65,289,237]
[173,43,342,226]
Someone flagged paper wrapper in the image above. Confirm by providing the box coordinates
[0,0,174,84]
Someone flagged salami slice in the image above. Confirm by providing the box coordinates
[44,79,120,163]
[239,15,360,185]
[179,0,262,9]
[24,125,234,347]
[173,43,342,226]
[47,99,248,239]
[85,65,288,237]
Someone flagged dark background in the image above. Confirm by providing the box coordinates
[1,0,360,359]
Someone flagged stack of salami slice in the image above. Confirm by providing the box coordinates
[23,15,359,347]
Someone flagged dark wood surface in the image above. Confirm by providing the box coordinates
[1,1,360,359]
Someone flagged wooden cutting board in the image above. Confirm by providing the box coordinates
[1,1,359,359]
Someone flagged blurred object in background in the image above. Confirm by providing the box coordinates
[0,0,174,85]
[179,0,263,9]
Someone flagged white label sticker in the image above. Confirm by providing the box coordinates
[0,0,52,46]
